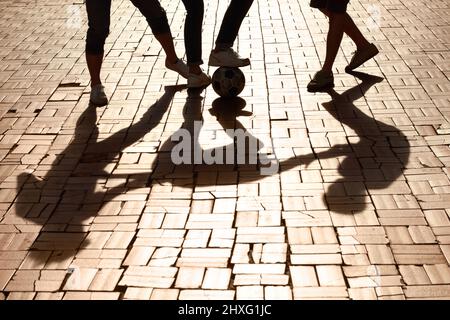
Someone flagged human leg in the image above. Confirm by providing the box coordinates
[314,1,379,73]
[307,0,347,92]
[208,0,254,67]
[131,0,189,78]
[85,0,111,87]
[180,0,211,87]
[85,0,111,104]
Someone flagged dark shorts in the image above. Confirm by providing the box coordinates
[310,0,349,13]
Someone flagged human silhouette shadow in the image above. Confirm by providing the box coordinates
[151,72,409,216]
[153,90,272,179]
[15,85,185,262]
[14,72,410,266]
[307,71,410,213]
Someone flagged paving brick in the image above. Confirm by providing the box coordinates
[179,290,234,300]
[150,289,179,300]
[175,267,205,289]
[348,288,377,300]
[233,275,262,286]
[440,245,450,264]
[236,285,264,300]
[88,269,123,291]
[202,268,231,290]
[34,292,64,300]
[404,285,450,299]
[63,267,97,291]
[233,264,285,275]
[423,264,450,284]
[399,265,432,285]
[375,286,404,297]
[408,226,436,244]
[261,274,290,286]
[290,266,318,287]
[385,227,414,244]
[123,247,154,266]
[293,287,348,299]
[264,286,292,300]
[7,292,36,300]
[0,270,15,291]
[291,254,342,265]
[287,227,312,244]
[311,227,338,244]
[366,245,395,264]
[316,266,346,287]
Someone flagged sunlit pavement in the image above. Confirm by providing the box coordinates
[0,0,450,300]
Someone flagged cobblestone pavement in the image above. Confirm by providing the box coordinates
[0,0,450,300]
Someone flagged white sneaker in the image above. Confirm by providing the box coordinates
[166,59,189,79]
[208,48,250,67]
[188,71,212,88]
[90,84,108,106]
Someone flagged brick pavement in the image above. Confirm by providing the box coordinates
[0,0,450,300]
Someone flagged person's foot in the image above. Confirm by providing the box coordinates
[345,43,379,72]
[208,48,250,67]
[307,70,334,92]
[166,59,189,79]
[188,70,212,88]
[90,84,108,106]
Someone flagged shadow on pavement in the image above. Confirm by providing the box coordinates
[13,72,410,265]
[14,85,185,263]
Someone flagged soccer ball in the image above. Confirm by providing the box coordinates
[212,67,245,98]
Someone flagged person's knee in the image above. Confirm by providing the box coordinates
[131,0,170,35]
[86,26,109,54]
[147,14,170,35]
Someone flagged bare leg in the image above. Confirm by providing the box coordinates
[188,66,202,75]
[154,32,179,65]
[86,53,103,87]
[321,9,370,50]
[322,12,345,72]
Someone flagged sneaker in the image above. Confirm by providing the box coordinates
[307,70,334,92]
[345,43,379,72]
[166,59,189,79]
[90,84,108,106]
[188,71,212,88]
[208,48,250,67]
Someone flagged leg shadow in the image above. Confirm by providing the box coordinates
[309,71,410,213]
[141,72,410,217]
[14,85,185,263]
[154,92,270,181]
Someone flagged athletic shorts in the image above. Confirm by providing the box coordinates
[310,0,350,13]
